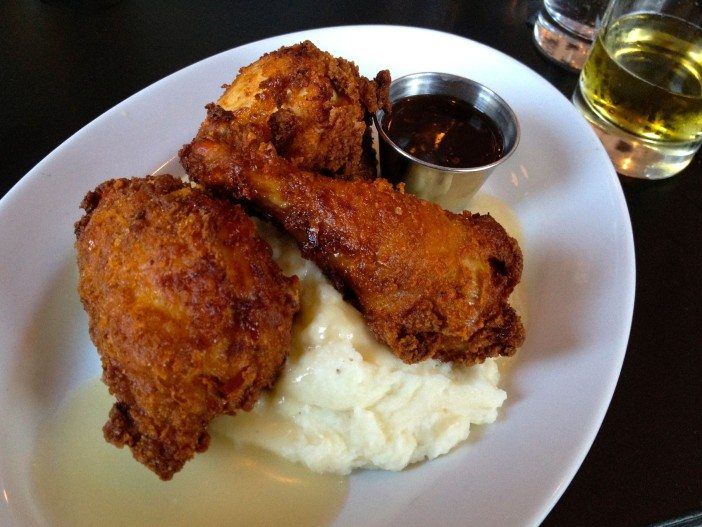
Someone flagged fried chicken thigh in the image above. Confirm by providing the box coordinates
[75,175,299,479]
[180,109,524,365]
[216,40,390,179]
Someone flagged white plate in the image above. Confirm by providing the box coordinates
[0,25,634,527]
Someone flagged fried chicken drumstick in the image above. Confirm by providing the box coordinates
[216,40,390,179]
[75,175,299,479]
[180,108,524,365]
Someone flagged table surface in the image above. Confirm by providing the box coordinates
[1,1,700,526]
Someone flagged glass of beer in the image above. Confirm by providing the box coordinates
[573,0,702,179]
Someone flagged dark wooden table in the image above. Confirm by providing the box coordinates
[2,1,700,526]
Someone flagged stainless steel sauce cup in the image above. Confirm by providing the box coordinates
[375,72,520,212]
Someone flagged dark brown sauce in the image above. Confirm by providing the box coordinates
[383,94,504,168]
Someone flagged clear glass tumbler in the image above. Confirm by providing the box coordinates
[573,0,702,179]
[533,0,610,70]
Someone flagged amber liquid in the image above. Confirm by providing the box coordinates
[384,94,504,167]
[30,380,348,527]
[580,13,702,143]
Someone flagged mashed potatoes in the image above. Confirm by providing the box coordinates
[214,220,508,475]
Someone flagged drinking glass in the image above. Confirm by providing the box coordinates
[573,0,702,179]
[533,0,610,70]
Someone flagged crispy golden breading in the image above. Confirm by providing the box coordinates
[180,110,524,365]
[75,175,299,479]
[215,40,390,180]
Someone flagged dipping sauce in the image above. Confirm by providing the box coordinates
[383,94,504,168]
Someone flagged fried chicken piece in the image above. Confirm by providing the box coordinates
[216,40,390,180]
[75,175,299,480]
[180,110,524,365]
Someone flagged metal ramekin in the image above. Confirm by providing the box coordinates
[375,72,520,212]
